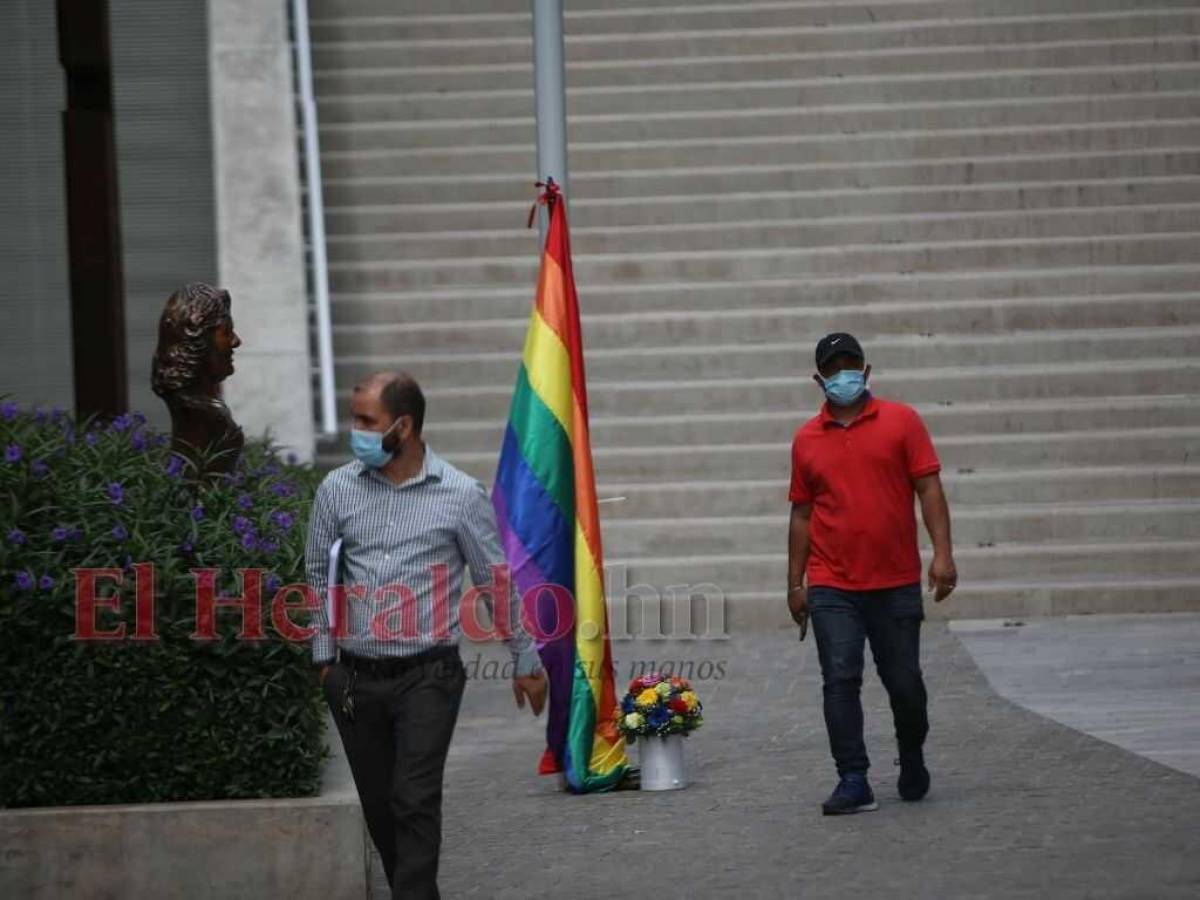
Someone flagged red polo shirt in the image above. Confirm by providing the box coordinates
[789,395,941,591]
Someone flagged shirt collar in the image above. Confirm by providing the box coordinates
[357,443,445,487]
[819,392,878,428]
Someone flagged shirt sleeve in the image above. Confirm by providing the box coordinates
[304,479,338,665]
[788,432,813,504]
[905,408,942,480]
[456,480,543,678]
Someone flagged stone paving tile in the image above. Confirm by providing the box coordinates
[364,625,1200,899]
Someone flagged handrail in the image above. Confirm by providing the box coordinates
[291,0,337,437]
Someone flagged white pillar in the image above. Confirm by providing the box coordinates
[208,0,315,461]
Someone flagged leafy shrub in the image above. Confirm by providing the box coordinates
[0,400,328,808]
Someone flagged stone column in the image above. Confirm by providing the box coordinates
[208,0,315,462]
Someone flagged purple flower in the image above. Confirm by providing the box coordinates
[190,504,205,521]
[32,407,47,424]
[69,527,84,542]
[111,524,128,542]
[123,554,134,572]
[7,528,26,545]
[166,454,185,479]
[14,571,34,591]
[237,493,254,511]
[50,406,65,422]
[109,413,132,432]
[154,434,169,447]
[130,430,148,452]
[232,515,253,536]
[269,510,295,531]
[286,452,298,466]
[63,429,76,447]
[38,574,54,591]
[270,481,296,498]
[179,539,194,555]
[30,459,49,479]
[264,574,282,594]
[85,432,98,447]
[1,401,18,421]
[259,538,279,556]
[240,532,257,551]
[51,526,69,542]
[107,482,124,505]
[5,444,22,464]
[132,411,146,426]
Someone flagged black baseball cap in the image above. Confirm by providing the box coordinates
[815,333,865,369]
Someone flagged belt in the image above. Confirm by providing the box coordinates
[337,645,459,679]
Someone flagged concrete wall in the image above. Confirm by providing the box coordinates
[209,0,317,462]
[0,717,368,899]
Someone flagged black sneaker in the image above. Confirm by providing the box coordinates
[896,752,930,802]
[821,773,879,815]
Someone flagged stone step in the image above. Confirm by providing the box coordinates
[589,465,1200,519]
[319,120,1200,183]
[331,292,1200,355]
[328,232,1200,292]
[599,500,1200,558]
[428,425,1200,483]
[311,0,1200,19]
[314,36,1200,95]
[318,91,1200,152]
[319,64,1200,125]
[310,0,1200,43]
[310,10,1200,70]
[328,265,1200,321]
[330,326,1200,392]
[324,164,1200,225]
[697,578,1200,626]
[406,394,1200,454]
[612,539,1200,598]
[324,203,1200,261]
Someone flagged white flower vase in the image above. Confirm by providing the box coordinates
[638,734,687,791]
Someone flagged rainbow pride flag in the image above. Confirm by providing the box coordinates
[492,181,629,793]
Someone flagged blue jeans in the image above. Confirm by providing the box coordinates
[808,583,929,777]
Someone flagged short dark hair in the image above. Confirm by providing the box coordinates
[355,371,425,433]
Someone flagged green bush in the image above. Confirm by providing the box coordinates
[0,400,328,808]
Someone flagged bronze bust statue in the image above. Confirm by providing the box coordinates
[151,282,245,477]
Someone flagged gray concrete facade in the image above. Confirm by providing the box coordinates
[208,0,316,461]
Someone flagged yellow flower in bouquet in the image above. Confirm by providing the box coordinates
[623,712,644,730]
[681,691,699,711]
[635,688,660,708]
[654,681,673,699]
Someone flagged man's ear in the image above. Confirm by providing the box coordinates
[863,363,872,381]
[812,373,825,388]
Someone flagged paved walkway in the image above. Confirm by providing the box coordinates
[952,613,1200,779]
[361,619,1199,899]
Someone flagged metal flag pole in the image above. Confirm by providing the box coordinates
[532,0,568,246]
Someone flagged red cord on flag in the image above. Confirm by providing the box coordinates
[526,177,562,229]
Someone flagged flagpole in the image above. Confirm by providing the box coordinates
[532,0,568,246]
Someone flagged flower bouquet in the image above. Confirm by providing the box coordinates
[616,673,703,791]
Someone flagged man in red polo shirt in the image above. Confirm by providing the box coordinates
[787,333,957,815]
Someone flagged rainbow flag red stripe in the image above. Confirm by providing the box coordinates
[491,183,628,793]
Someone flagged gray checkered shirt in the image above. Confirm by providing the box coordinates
[305,446,542,676]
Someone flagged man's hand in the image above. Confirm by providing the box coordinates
[929,554,958,603]
[513,672,548,716]
[787,585,809,640]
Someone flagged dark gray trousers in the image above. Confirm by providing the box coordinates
[324,649,466,900]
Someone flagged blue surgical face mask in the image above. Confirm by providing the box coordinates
[821,369,867,407]
[350,419,400,468]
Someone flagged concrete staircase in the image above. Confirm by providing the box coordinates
[307,0,1200,621]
